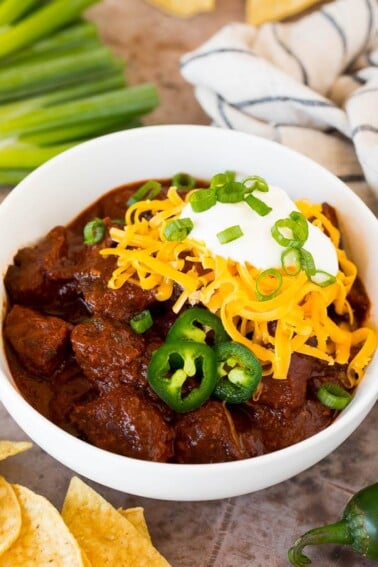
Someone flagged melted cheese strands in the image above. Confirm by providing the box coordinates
[101,184,377,385]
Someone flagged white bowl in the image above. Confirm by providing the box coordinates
[0,125,377,501]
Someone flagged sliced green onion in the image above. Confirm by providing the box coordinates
[172,172,196,190]
[300,248,316,276]
[130,310,153,334]
[245,193,272,216]
[163,218,194,241]
[210,171,235,189]
[271,218,299,247]
[127,180,161,206]
[216,225,244,244]
[281,248,302,275]
[83,218,106,245]
[255,268,283,301]
[216,181,245,203]
[309,270,337,287]
[317,383,352,410]
[289,211,308,243]
[271,218,307,249]
[242,175,269,193]
[189,187,216,212]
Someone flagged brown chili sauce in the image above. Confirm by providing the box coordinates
[2,179,371,463]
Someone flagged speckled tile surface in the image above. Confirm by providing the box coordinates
[0,1,377,565]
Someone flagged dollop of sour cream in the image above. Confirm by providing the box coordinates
[180,184,338,276]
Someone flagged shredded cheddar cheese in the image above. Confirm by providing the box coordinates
[101,187,377,386]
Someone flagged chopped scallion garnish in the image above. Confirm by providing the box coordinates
[245,193,272,216]
[271,212,308,249]
[255,268,283,301]
[216,225,244,244]
[281,248,302,275]
[242,175,269,193]
[130,310,153,334]
[300,248,316,277]
[83,218,105,245]
[189,187,216,212]
[317,383,352,409]
[163,218,194,241]
[127,180,161,206]
[172,172,196,190]
[216,181,245,203]
[309,270,337,287]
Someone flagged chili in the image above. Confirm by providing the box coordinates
[166,307,229,345]
[288,482,378,565]
[213,342,262,404]
[147,340,217,413]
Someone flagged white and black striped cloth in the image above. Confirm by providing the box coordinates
[180,0,378,213]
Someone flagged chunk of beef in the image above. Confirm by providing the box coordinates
[74,254,156,321]
[248,400,334,452]
[4,226,74,308]
[4,305,71,376]
[257,353,312,412]
[70,317,147,392]
[228,406,265,458]
[71,385,174,462]
[174,400,244,463]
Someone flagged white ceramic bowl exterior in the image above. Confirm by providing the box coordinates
[0,125,377,501]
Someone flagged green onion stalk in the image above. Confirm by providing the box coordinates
[0,0,99,59]
[0,0,161,187]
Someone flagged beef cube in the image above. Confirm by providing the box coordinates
[257,353,312,412]
[229,406,265,457]
[70,318,146,392]
[174,400,244,463]
[4,305,71,376]
[4,226,71,307]
[75,254,156,322]
[249,400,333,452]
[71,385,174,462]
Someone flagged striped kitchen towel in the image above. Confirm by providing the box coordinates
[180,0,378,213]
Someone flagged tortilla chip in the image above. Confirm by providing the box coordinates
[246,0,323,25]
[62,477,170,566]
[0,441,32,461]
[0,484,85,566]
[0,476,22,555]
[118,507,151,542]
[146,0,215,17]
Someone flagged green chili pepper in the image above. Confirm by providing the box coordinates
[147,340,217,413]
[288,483,378,565]
[166,307,229,345]
[213,342,262,404]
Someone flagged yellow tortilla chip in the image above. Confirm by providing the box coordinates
[0,476,22,555]
[118,507,151,543]
[0,484,85,566]
[62,477,170,566]
[146,0,215,18]
[246,0,324,25]
[0,441,32,461]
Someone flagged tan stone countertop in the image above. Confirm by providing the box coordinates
[0,1,377,566]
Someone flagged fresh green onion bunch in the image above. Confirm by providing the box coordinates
[0,0,159,186]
